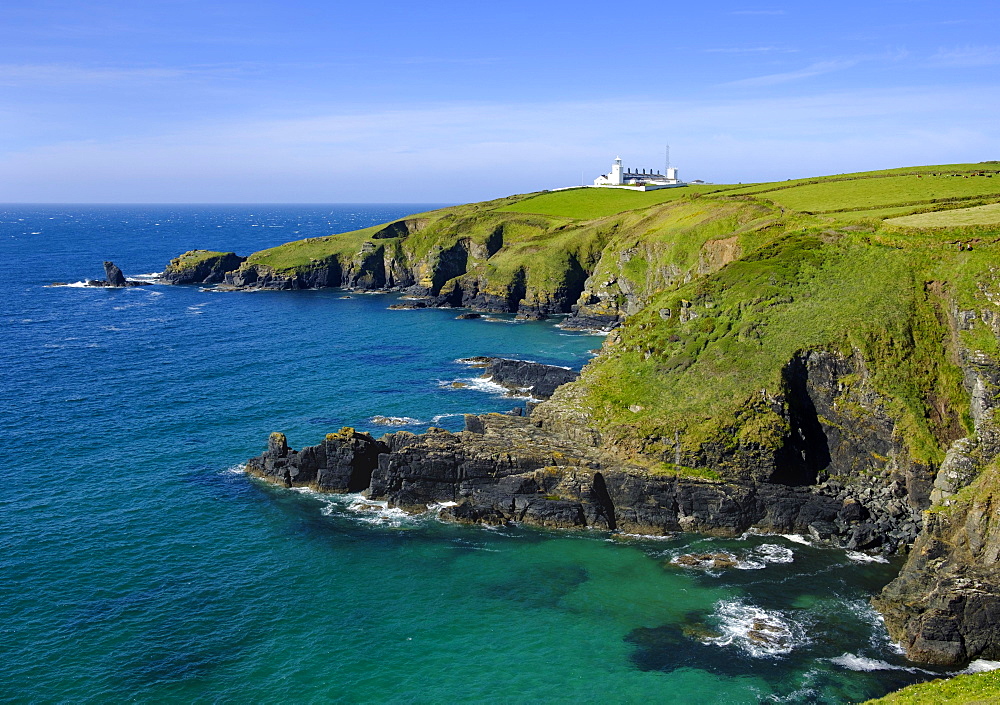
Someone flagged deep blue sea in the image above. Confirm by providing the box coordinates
[0,205,960,703]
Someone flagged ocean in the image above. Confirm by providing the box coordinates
[0,204,958,703]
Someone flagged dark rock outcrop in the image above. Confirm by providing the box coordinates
[246,427,386,493]
[873,484,1000,666]
[459,357,579,400]
[245,414,919,547]
[105,261,127,286]
[85,261,151,287]
[225,260,344,290]
[371,218,429,240]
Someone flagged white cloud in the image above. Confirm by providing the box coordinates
[726,59,859,87]
[928,46,1000,67]
[0,63,242,87]
[704,46,798,54]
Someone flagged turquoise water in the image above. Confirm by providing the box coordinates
[0,205,952,703]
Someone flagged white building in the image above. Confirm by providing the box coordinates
[593,156,684,191]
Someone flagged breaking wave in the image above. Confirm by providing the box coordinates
[702,600,808,657]
[845,550,890,564]
[438,377,510,395]
[369,415,424,426]
[827,653,937,674]
[670,543,794,572]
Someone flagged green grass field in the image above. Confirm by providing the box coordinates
[887,202,1000,228]
[499,163,1000,222]
[496,184,733,219]
[726,163,999,196]
[735,174,1000,214]
[246,227,381,269]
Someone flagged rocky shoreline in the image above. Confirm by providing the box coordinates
[240,353,1000,668]
[247,412,916,544]
[156,236,1000,669]
[157,225,629,329]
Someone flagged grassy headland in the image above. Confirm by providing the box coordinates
[214,162,1000,479]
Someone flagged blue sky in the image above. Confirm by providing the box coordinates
[1,0,998,202]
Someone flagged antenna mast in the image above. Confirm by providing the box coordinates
[665,144,670,174]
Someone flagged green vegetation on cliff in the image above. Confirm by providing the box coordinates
[864,669,1000,704]
[246,228,382,270]
[165,249,233,271]
[574,227,979,468]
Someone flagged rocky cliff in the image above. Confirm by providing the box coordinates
[205,164,1000,667]
[246,413,914,543]
[163,251,246,284]
[460,357,580,400]
[871,297,1000,665]
[873,469,1000,666]
[166,195,780,324]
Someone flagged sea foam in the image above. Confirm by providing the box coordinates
[703,600,807,657]
[827,653,936,674]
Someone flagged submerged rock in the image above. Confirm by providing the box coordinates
[670,553,739,570]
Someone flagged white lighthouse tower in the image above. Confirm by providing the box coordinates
[609,156,623,185]
[594,156,624,186]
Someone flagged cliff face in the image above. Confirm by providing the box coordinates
[180,197,780,324]
[872,296,1000,665]
[163,251,246,284]
[873,473,1000,665]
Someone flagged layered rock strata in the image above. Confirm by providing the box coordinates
[246,413,922,550]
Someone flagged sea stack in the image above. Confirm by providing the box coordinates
[85,261,151,287]
[103,261,128,287]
